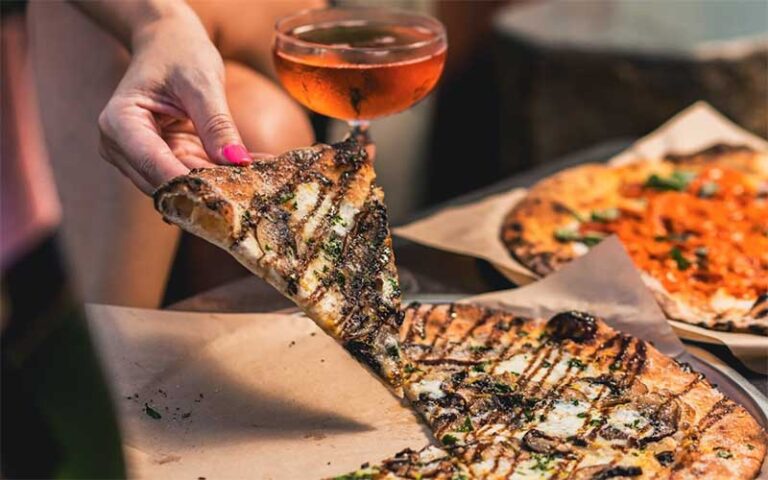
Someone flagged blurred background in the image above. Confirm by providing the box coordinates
[7,0,768,309]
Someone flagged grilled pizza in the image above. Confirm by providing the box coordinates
[502,144,768,335]
[337,304,767,479]
[154,140,405,388]
[152,141,765,478]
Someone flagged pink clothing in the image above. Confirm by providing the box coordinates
[1,14,61,271]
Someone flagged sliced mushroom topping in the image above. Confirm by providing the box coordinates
[546,311,598,343]
[522,429,572,454]
[572,465,644,480]
[592,466,643,479]
[598,425,630,441]
[655,450,675,466]
[640,400,681,446]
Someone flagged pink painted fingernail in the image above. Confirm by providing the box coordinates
[222,144,251,165]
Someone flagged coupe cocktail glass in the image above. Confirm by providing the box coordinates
[273,7,447,148]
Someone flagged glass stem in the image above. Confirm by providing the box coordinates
[347,120,375,160]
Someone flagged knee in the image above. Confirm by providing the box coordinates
[224,61,315,154]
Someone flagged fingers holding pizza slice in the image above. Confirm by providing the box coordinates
[154,139,405,389]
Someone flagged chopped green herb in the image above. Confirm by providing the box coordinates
[670,247,691,270]
[589,418,602,426]
[747,444,755,451]
[571,399,580,406]
[609,362,621,371]
[554,228,581,242]
[568,358,587,370]
[470,345,492,354]
[333,468,380,480]
[531,453,555,471]
[577,412,588,418]
[492,382,513,394]
[524,409,535,421]
[442,434,458,446]
[539,414,547,422]
[517,330,529,337]
[451,474,468,480]
[144,403,161,420]
[698,181,719,198]
[404,363,418,374]
[278,191,296,204]
[591,208,620,223]
[472,362,487,373]
[456,416,474,432]
[335,271,346,287]
[385,344,400,359]
[538,332,550,341]
[625,419,642,429]
[716,449,733,459]
[541,360,552,368]
[323,237,343,260]
[386,278,400,296]
[581,232,606,247]
[264,244,272,252]
[644,171,696,191]
[331,213,347,227]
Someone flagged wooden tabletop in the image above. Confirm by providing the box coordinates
[169,139,767,396]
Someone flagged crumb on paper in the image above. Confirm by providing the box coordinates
[153,454,181,465]
[144,403,162,420]
[289,340,296,348]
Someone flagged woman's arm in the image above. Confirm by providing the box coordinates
[68,0,252,193]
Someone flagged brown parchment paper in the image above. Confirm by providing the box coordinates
[394,102,768,373]
[86,237,766,479]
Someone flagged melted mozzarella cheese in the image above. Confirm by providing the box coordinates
[494,354,531,376]
[292,182,320,221]
[297,255,333,300]
[529,354,572,386]
[605,406,648,434]
[232,235,264,265]
[332,201,358,236]
[301,194,334,241]
[535,400,589,438]
[408,379,445,400]
[509,458,558,480]
[710,289,754,313]
[571,242,590,256]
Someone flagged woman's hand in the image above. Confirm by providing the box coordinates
[91,3,253,194]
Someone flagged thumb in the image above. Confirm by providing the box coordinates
[180,87,251,166]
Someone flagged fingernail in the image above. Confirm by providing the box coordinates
[222,144,251,165]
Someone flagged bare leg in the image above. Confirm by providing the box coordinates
[27,2,178,308]
[27,3,314,306]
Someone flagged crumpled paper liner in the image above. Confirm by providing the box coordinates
[86,238,766,479]
[394,102,768,373]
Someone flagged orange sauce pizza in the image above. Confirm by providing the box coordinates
[577,166,767,305]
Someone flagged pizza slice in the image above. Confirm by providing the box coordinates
[502,144,768,335]
[335,303,767,479]
[154,139,404,388]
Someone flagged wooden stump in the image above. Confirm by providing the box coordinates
[493,1,768,171]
